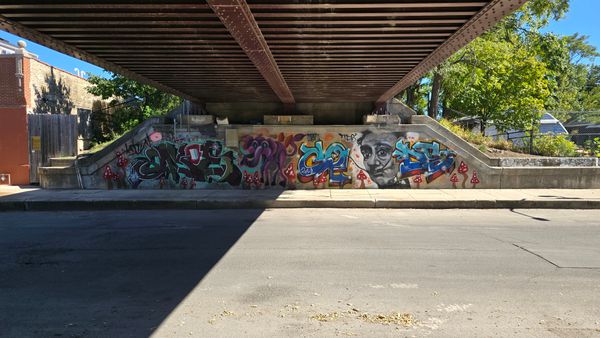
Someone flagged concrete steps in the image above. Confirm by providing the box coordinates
[38,165,79,189]
[49,157,76,167]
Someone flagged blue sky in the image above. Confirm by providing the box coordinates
[0,32,108,78]
[543,0,599,64]
[0,0,598,78]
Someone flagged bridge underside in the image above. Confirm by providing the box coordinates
[1,1,526,110]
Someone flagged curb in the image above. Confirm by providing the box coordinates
[1,198,600,211]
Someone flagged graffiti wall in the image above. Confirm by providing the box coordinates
[99,127,482,189]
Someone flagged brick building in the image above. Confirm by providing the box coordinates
[0,39,100,185]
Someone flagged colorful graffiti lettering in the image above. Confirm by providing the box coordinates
[99,127,480,190]
[128,140,242,188]
[239,133,304,187]
[392,140,456,183]
[297,141,351,187]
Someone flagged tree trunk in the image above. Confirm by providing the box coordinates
[406,84,417,109]
[480,119,486,134]
[428,71,442,118]
[441,97,448,119]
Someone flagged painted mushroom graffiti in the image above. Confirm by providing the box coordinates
[413,174,423,188]
[450,173,459,189]
[457,161,469,188]
[356,170,368,189]
[470,171,480,188]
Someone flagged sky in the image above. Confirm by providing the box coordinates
[0,0,598,79]
[543,0,599,64]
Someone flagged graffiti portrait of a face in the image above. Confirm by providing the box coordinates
[358,132,398,187]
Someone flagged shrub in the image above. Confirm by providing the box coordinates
[532,134,578,157]
[439,118,515,152]
[583,137,600,157]
[487,139,513,151]
[439,118,580,157]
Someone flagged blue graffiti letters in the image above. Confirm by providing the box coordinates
[392,140,456,183]
[297,141,351,186]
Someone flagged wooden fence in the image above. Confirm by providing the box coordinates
[28,114,78,183]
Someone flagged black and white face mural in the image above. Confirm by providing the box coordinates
[357,131,410,188]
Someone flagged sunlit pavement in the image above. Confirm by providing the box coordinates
[1,209,599,337]
[2,186,600,210]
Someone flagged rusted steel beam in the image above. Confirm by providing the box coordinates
[64,38,444,45]
[38,26,462,33]
[248,3,488,10]
[0,14,201,104]
[254,19,469,26]
[5,11,479,19]
[376,0,528,104]
[206,0,294,104]
[15,19,468,26]
[251,11,479,18]
[0,3,487,10]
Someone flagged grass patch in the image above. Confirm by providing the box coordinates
[80,131,127,155]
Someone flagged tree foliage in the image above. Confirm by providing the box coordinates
[86,73,182,143]
[443,38,549,132]
[87,73,181,118]
[403,0,600,133]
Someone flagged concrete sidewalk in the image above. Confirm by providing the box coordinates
[2,186,600,210]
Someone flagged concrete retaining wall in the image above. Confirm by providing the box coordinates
[498,157,599,167]
[39,116,600,189]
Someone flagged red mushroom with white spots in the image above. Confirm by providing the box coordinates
[103,166,114,189]
[314,173,328,189]
[412,174,423,189]
[180,178,188,189]
[116,151,128,168]
[470,170,480,188]
[457,161,469,188]
[251,172,261,189]
[356,170,368,189]
[450,173,459,189]
[283,163,296,187]
[243,171,253,189]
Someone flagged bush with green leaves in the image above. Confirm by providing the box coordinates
[439,119,517,152]
[583,137,600,157]
[532,134,578,157]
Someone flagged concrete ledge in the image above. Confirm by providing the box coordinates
[498,157,599,167]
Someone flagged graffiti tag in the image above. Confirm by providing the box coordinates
[392,140,456,183]
[128,140,242,188]
[297,141,351,186]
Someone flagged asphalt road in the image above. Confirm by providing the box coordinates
[0,209,599,337]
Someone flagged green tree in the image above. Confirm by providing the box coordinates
[443,38,550,133]
[414,0,600,133]
[86,73,182,143]
[87,73,181,119]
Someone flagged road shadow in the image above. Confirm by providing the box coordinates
[537,195,583,200]
[0,209,266,337]
[509,208,550,222]
[0,187,287,211]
